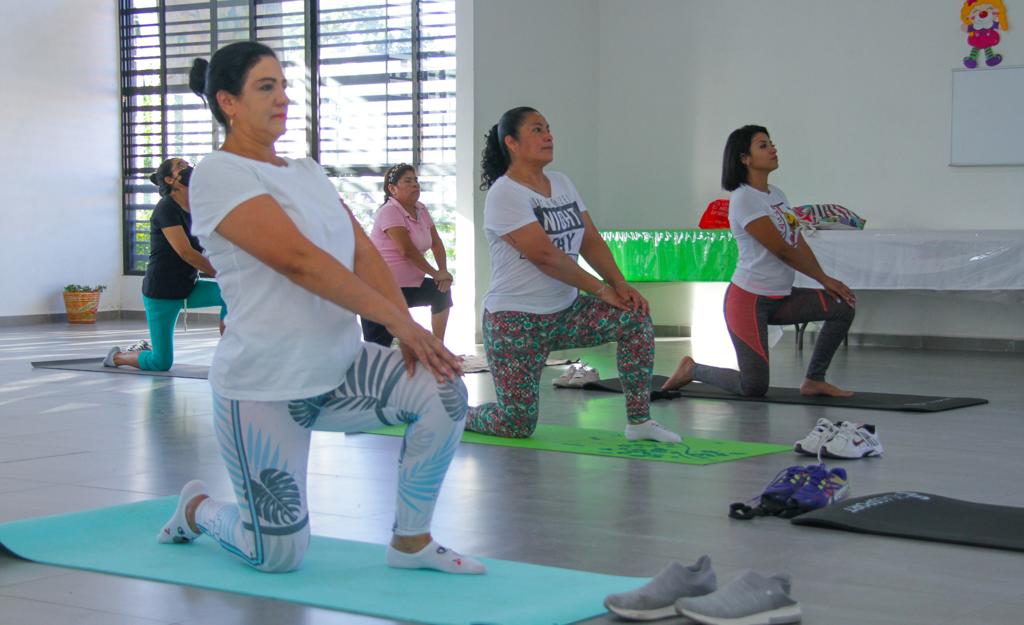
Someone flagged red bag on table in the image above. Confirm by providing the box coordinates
[699,199,730,229]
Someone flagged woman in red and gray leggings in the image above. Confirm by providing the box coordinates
[662,125,856,397]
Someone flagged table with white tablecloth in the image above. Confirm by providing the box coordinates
[793,230,1024,291]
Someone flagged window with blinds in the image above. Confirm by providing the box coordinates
[119,0,455,274]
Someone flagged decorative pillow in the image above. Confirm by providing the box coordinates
[791,204,866,230]
[699,199,731,229]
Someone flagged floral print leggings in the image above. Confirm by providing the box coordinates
[193,342,468,572]
[466,296,655,438]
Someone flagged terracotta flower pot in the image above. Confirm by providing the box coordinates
[63,291,101,324]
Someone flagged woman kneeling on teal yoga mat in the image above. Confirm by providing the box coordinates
[154,41,483,576]
[103,156,226,371]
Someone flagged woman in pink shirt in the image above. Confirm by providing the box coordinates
[363,164,454,346]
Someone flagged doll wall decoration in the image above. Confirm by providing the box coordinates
[961,0,1009,68]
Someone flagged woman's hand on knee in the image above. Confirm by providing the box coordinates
[611,281,649,315]
[820,276,856,307]
[391,318,462,382]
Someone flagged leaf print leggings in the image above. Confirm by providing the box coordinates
[466,295,655,438]
[193,342,468,572]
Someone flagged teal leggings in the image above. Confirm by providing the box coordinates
[141,279,225,371]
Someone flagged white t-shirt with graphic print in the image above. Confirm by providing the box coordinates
[729,183,799,296]
[482,172,588,314]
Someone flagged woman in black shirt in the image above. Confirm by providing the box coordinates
[104,157,225,370]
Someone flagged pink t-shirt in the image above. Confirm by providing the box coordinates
[369,198,436,287]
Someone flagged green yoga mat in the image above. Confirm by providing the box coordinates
[0,498,642,625]
[365,424,790,465]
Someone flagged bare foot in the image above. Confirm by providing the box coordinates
[661,356,696,391]
[390,533,433,554]
[800,379,854,397]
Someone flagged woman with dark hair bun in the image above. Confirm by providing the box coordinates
[361,163,453,347]
[662,125,856,397]
[467,106,680,443]
[103,156,226,371]
[156,41,483,576]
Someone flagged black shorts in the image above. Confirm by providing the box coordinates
[361,277,453,347]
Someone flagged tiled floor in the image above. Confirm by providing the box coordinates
[1,320,1022,624]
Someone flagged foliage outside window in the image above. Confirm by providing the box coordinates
[119,0,455,273]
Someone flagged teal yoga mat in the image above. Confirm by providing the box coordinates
[0,498,641,625]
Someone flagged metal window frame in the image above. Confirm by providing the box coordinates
[119,0,447,274]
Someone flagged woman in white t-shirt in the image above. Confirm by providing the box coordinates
[466,106,681,443]
[662,125,856,397]
[153,41,484,576]
[361,164,454,347]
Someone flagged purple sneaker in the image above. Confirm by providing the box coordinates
[986,53,1003,67]
[790,465,849,512]
[759,465,812,512]
[963,56,978,69]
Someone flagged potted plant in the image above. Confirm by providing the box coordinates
[63,284,107,324]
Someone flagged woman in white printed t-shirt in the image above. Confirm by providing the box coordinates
[153,41,484,576]
[466,106,681,443]
[662,125,856,397]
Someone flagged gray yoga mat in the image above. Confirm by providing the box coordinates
[31,357,209,379]
[581,376,988,412]
[792,491,1024,553]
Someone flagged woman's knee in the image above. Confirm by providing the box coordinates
[252,531,310,573]
[437,375,469,421]
[141,351,173,372]
[739,380,769,397]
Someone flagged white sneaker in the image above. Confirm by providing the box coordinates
[567,365,600,388]
[552,364,581,387]
[822,421,883,459]
[793,418,841,456]
[126,339,152,352]
[625,419,682,443]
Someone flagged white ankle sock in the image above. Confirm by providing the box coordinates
[157,479,207,544]
[386,540,486,574]
[625,420,682,443]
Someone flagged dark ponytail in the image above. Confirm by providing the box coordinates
[189,41,277,129]
[148,158,180,197]
[479,106,538,190]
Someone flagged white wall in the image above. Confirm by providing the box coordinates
[465,0,1022,341]
[0,1,122,317]
[595,0,1024,229]
[591,0,1023,339]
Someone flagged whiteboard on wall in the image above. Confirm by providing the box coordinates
[950,66,1024,166]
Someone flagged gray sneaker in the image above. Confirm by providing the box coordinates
[604,555,716,621]
[103,346,121,368]
[676,569,801,625]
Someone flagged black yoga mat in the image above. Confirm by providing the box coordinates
[580,376,988,412]
[792,491,1024,553]
[31,357,209,380]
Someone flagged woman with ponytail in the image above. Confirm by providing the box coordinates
[103,157,225,371]
[153,41,483,577]
[467,107,681,443]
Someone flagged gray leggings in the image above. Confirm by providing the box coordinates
[693,283,854,396]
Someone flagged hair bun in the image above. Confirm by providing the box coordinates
[148,172,159,185]
[189,58,209,98]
